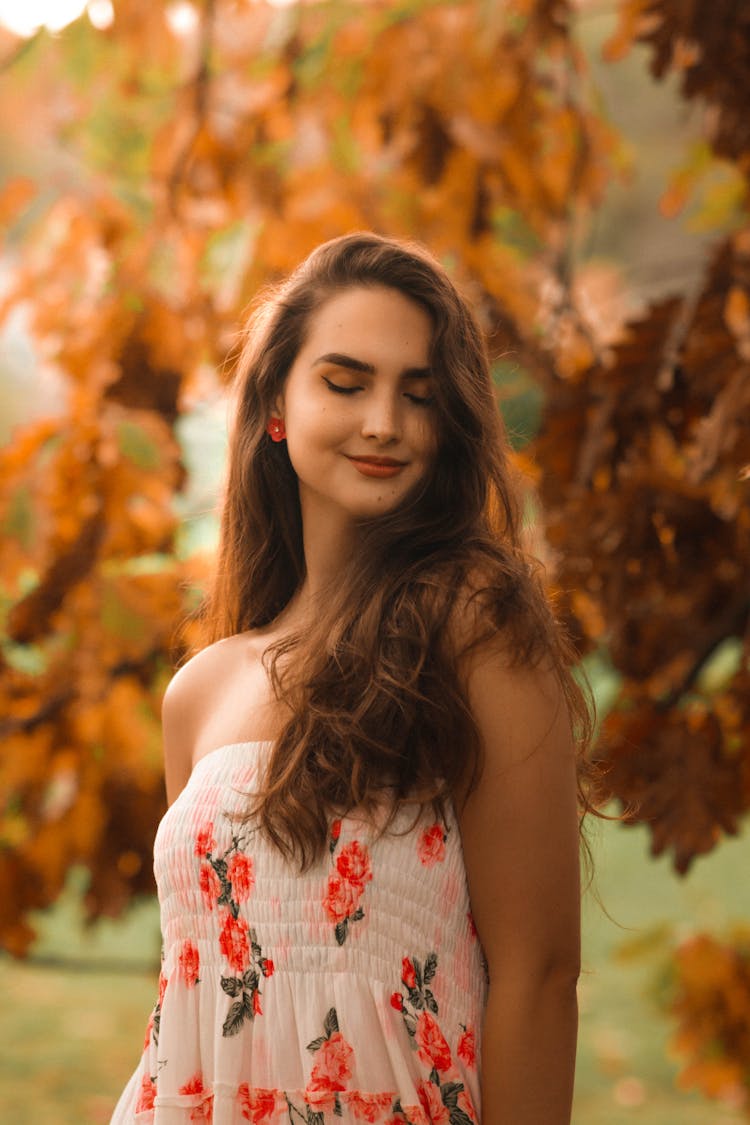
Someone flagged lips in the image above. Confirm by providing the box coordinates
[345,455,408,478]
[346,456,407,467]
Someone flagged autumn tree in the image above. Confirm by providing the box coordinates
[532,0,750,1108]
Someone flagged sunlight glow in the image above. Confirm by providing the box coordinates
[165,1,199,38]
[0,0,300,38]
[0,0,87,37]
[87,0,113,30]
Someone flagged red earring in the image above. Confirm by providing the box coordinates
[266,417,286,442]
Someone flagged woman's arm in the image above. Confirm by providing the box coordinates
[456,645,581,1125]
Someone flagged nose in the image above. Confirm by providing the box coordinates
[360,390,402,444]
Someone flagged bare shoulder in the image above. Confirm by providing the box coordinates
[161,634,256,806]
[164,634,249,712]
[465,642,568,766]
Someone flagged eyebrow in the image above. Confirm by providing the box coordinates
[312,352,432,381]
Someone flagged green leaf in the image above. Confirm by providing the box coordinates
[116,419,161,470]
[409,987,424,1009]
[491,204,541,258]
[220,976,242,997]
[1,485,34,550]
[2,641,46,676]
[441,1082,463,1108]
[493,361,544,451]
[323,1006,339,1037]
[100,583,149,643]
[222,1000,246,1036]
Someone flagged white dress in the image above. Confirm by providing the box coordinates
[110,740,488,1124]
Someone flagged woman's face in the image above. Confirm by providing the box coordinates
[276,285,438,525]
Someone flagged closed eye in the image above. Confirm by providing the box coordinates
[323,377,433,406]
[323,377,362,395]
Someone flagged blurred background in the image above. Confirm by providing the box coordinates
[0,0,749,1122]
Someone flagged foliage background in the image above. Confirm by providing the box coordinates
[0,0,748,1121]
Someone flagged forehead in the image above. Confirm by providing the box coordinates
[300,286,432,363]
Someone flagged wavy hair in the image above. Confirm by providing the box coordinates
[198,232,599,869]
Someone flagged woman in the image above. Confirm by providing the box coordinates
[110,232,593,1125]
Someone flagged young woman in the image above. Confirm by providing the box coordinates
[110,232,593,1125]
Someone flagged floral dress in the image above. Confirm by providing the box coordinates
[110,740,488,1125]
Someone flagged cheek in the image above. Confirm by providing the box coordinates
[284,406,345,473]
[417,416,440,461]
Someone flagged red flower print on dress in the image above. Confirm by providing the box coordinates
[329,818,342,853]
[304,1073,338,1114]
[417,823,448,867]
[299,1007,354,1117]
[179,1073,214,1123]
[227,852,255,902]
[457,1025,476,1068]
[144,969,169,1049]
[417,1080,450,1125]
[335,840,372,890]
[135,1075,157,1114]
[179,1075,205,1096]
[237,1085,279,1124]
[457,1089,478,1123]
[142,1009,154,1051]
[195,823,216,858]
[219,910,250,973]
[323,871,362,925]
[396,951,475,1119]
[199,862,221,911]
[415,1011,453,1072]
[348,1092,393,1121]
[220,925,274,1037]
[178,940,201,987]
[312,1030,354,1088]
[323,832,373,945]
[390,991,404,1011]
[196,826,255,915]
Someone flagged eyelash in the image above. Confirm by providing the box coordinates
[322,377,434,407]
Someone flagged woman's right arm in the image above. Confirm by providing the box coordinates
[456,644,581,1125]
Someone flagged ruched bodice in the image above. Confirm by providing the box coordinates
[110,741,488,1124]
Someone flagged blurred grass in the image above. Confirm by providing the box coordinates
[574,811,750,1125]
[2,813,749,1124]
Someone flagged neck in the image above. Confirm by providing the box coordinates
[283,491,360,626]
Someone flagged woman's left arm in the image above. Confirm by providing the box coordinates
[456,646,581,1125]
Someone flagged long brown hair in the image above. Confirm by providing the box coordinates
[199,232,598,868]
